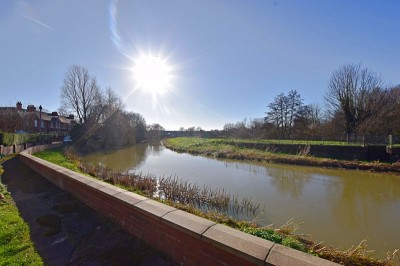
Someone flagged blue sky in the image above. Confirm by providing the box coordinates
[1,0,399,130]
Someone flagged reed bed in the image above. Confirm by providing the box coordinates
[67,146,261,217]
[158,176,260,217]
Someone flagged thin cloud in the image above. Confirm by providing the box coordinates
[16,0,52,30]
[19,13,52,29]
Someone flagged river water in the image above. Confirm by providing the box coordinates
[84,141,400,258]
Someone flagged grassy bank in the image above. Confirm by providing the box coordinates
[163,137,400,174]
[0,155,43,265]
[34,147,397,266]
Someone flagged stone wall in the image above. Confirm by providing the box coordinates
[230,142,391,162]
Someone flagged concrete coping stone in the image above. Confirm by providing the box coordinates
[202,223,274,266]
[134,199,176,219]
[99,182,127,193]
[98,185,126,196]
[114,191,148,206]
[58,169,93,184]
[266,243,341,266]
[86,180,108,190]
[162,209,216,239]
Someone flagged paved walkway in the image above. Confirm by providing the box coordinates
[1,156,176,266]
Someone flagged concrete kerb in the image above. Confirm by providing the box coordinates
[202,223,275,266]
[162,209,216,239]
[19,144,340,266]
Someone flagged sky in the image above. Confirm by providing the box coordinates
[1,0,399,130]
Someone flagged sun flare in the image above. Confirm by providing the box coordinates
[133,55,172,95]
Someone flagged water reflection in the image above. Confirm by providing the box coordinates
[84,145,148,172]
[266,167,312,198]
[83,141,400,258]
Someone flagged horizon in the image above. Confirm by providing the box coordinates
[1,0,399,130]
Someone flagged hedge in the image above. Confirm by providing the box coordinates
[0,132,53,146]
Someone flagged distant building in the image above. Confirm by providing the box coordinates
[0,102,76,136]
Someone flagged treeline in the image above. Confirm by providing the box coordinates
[223,63,400,143]
[60,65,152,152]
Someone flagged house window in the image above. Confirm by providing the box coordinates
[34,120,38,128]
[41,121,44,128]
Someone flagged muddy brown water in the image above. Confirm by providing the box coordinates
[83,141,400,259]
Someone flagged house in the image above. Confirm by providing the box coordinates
[0,102,76,136]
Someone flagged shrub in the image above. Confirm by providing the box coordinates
[0,132,53,146]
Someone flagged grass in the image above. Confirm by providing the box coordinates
[164,137,400,174]
[215,138,362,146]
[34,147,399,265]
[34,147,82,173]
[0,155,43,265]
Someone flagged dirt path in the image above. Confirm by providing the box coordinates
[1,156,176,266]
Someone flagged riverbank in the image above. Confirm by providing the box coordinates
[0,155,44,265]
[34,147,397,266]
[163,137,400,174]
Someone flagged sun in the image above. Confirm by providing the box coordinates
[132,54,172,95]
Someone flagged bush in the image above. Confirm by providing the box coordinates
[0,132,53,146]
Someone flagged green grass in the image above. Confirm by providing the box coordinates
[216,138,361,146]
[0,156,43,265]
[34,148,82,173]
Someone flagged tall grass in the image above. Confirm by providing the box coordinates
[158,176,260,217]
[76,157,260,218]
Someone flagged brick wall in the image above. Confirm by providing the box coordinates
[20,146,338,266]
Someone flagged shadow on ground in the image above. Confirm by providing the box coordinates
[1,156,176,266]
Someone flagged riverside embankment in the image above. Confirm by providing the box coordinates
[163,138,400,173]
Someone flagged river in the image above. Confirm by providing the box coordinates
[84,141,400,258]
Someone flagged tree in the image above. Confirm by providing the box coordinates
[0,107,22,132]
[60,65,101,124]
[126,112,147,142]
[325,63,382,138]
[147,123,165,139]
[266,90,303,139]
[292,103,324,139]
[357,86,400,135]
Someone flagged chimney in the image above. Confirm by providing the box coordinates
[68,114,75,120]
[51,112,58,116]
[16,101,22,111]
[27,105,36,112]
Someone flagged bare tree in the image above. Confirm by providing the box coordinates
[60,65,101,124]
[266,90,303,139]
[292,103,325,139]
[325,63,382,139]
[358,86,400,135]
[0,107,22,132]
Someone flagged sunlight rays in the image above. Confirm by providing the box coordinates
[132,54,172,95]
